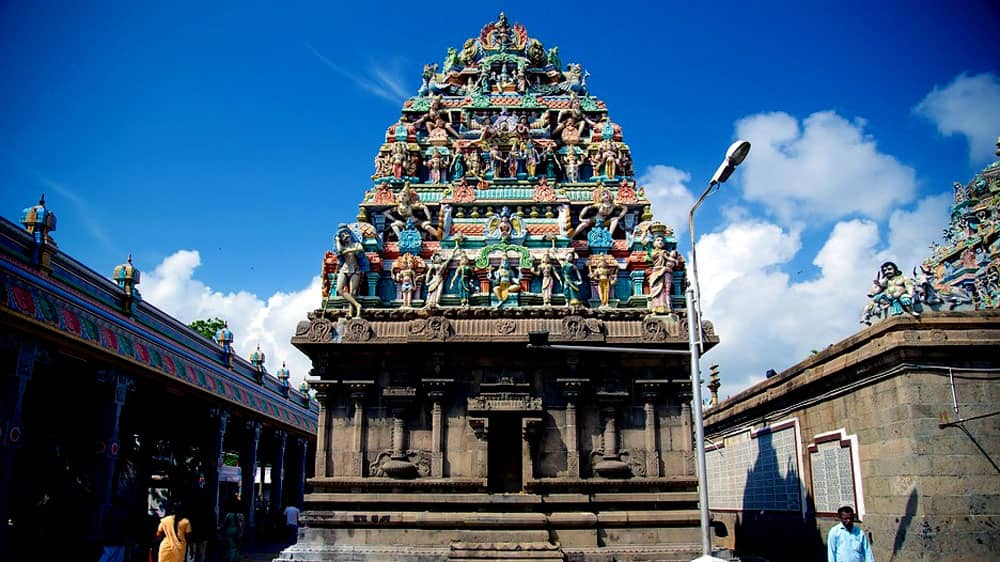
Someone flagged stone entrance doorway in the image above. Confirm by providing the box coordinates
[487,415,523,493]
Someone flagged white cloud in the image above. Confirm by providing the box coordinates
[307,43,410,104]
[914,72,1000,164]
[142,250,319,387]
[735,111,917,224]
[695,220,801,305]
[638,164,694,234]
[699,193,949,399]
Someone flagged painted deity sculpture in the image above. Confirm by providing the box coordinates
[588,254,619,308]
[450,151,466,179]
[424,244,461,308]
[392,253,422,308]
[449,251,478,306]
[563,151,581,183]
[540,144,561,179]
[533,251,562,305]
[574,184,627,238]
[862,261,919,323]
[492,259,521,307]
[384,183,438,240]
[427,150,446,184]
[646,233,684,314]
[560,250,583,306]
[335,224,368,318]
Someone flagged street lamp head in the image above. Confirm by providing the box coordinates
[726,140,751,166]
[710,140,752,185]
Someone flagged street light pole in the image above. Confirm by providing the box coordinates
[687,140,750,561]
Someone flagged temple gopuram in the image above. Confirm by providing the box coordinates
[919,138,1000,309]
[860,137,1000,325]
[284,14,711,561]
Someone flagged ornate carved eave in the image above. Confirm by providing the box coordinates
[293,310,712,351]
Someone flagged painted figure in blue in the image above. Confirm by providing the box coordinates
[451,151,466,179]
[560,249,583,306]
[492,260,521,307]
[541,144,561,179]
[449,251,478,306]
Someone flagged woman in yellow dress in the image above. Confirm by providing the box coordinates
[155,504,192,562]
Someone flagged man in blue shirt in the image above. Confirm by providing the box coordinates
[828,505,875,562]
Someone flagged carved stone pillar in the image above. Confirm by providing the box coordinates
[557,378,587,478]
[347,381,373,477]
[422,377,453,478]
[270,430,287,514]
[636,379,668,478]
[295,437,308,508]
[431,401,443,475]
[522,417,542,485]
[206,408,229,526]
[311,381,336,478]
[0,339,41,547]
[241,420,262,538]
[391,413,406,456]
[93,369,132,525]
[469,418,488,480]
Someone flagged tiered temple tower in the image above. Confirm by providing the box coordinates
[284,14,712,561]
[918,138,1000,309]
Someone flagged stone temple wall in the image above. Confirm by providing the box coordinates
[704,312,1000,562]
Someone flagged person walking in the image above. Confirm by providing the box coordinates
[283,503,301,544]
[155,503,192,562]
[828,505,875,562]
[220,495,245,562]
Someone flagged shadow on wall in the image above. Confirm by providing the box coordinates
[890,487,919,561]
[729,431,824,562]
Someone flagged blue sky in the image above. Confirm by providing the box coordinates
[2,2,998,395]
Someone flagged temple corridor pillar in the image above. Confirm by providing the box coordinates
[93,369,132,524]
[206,408,229,525]
[270,430,287,514]
[0,339,40,549]
[241,420,262,539]
[295,437,308,508]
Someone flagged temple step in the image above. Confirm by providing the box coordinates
[448,541,565,561]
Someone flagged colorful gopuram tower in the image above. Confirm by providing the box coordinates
[286,14,712,561]
[860,137,1000,325]
[918,138,1000,309]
